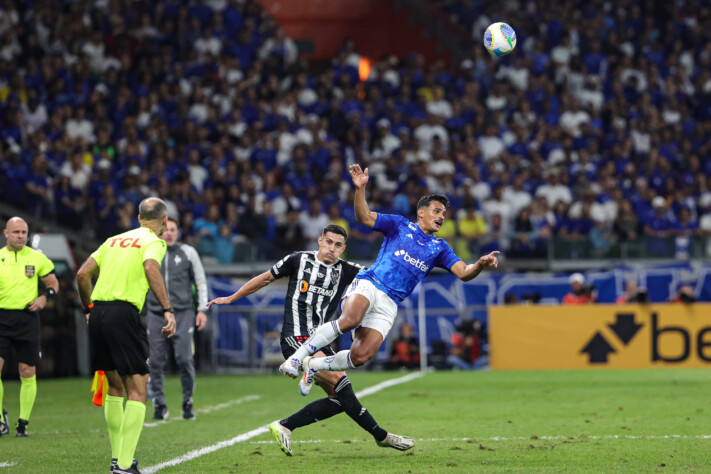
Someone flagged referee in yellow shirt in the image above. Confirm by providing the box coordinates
[0,217,58,438]
[77,198,176,474]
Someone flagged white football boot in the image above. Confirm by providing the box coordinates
[377,432,415,451]
[278,357,301,379]
[299,356,317,396]
[269,420,293,456]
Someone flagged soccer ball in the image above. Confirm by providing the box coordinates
[483,22,517,57]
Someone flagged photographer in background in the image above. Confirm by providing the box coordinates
[562,273,597,305]
[671,284,697,304]
[616,280,649,304]
[447,320,488,370]
[388,322,420,370]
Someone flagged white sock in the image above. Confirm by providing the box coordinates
[311,350,355,371]
[291,320,342,361]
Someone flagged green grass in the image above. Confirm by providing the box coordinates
[0,369,709,472]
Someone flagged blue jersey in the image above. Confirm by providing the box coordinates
[356,213,462,303]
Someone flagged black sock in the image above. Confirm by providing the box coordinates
[280,397,343,431]
[335,376,388,442]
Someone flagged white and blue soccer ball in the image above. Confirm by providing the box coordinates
[483,22,517,57]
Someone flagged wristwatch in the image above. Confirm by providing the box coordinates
[163,306,175,314]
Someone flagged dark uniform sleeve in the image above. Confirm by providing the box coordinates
[324,260,366,321]
[341,260,365,286]
[270,252,300,279]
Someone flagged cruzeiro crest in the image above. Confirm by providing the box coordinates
[25,265,35,278]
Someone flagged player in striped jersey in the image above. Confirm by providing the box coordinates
[207,225,413,455]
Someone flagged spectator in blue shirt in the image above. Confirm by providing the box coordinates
[194,204,223,256]
[644,196,674,256]
[54,171,84,229]
[673,206,700,259]
[644,196,673,238]
[25,155,52,217]
[95,184,121,241]
[1,149,26,206]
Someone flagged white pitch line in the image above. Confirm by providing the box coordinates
[144,395,260,428]
[142,426,269,474]
[354,371,425,398]
[247,434,711,444]
[143,371,426,474]
[198,395,261,414]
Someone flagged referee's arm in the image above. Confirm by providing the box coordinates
[76,257,99,314]
[28,272,59,312]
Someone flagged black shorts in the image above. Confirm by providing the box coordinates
[280,335,336,359]
[89,301,149,376]
[0,309,41,366]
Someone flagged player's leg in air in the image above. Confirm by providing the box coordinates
[270,350,413,456]
[276,280,414,452]
[270,351,342,457]
[282,278,396,378]
[279,291,371,378]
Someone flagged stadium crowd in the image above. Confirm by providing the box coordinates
[1,0,711,263]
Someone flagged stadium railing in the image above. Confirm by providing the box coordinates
[208,290,489,372]
[199,235,711,272]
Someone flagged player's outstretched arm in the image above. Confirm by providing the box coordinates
[206,270,276,307]
[349,164,377,228]
[450,251,500,282]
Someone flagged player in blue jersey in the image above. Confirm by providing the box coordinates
[280,164,499,395]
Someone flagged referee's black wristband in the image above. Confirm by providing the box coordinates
[163,306,175,314]
[46,288,56,300]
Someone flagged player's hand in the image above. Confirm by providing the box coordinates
[477,251,500,270]
[162,312,176,338]
[28,295,47,312]
[206,296,232,308]
[196,311,207,331]
[349,164,369,188]
[85,313,90,324]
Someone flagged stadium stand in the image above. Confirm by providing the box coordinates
[1,0,711,264]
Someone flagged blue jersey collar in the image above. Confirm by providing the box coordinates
[410,220,436,242]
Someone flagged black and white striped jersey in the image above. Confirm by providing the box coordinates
[270,251,363,341]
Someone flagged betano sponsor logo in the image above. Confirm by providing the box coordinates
[394,250,429,272]
[489,304,711,370]
[582,312,711,364]
[299,280,335,296]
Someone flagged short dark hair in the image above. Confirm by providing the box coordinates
[167,216,179,226]
[321,224,348,240]
[138,197,168,221]
[417,194,449,210]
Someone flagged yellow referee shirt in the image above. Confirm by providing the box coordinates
[0,245,55,310]
[90,227,167,311]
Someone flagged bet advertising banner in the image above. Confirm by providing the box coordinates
[489,304,711,370]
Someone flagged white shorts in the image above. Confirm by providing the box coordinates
[342,278,398,340]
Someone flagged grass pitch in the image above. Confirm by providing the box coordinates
[0,368,708,473]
